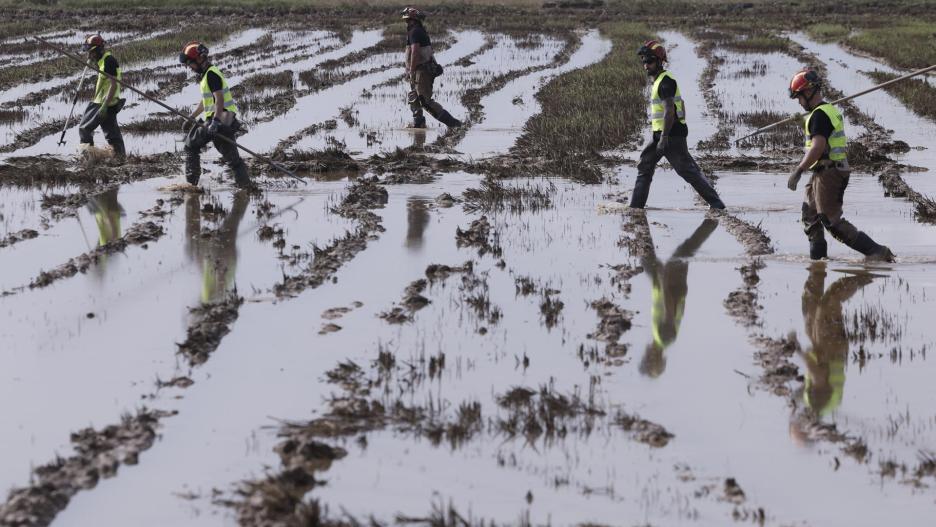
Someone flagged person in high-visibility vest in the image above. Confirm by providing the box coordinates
[787,68,895,262]
[630,40,725,210]
[179,41,252,188]
[401,7,462,129]
[798,264,873,417]
[78,34,126,159]
[638,216,718,378]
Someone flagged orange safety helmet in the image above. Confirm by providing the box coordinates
[789,68,822,99]
[400,6,426,21]
[83,34,105,52]
[179,41,209,64]
[637,40,666,63]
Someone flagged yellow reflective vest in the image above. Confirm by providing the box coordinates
[200,65,238,119]
[92,51,121,106]
[805,103,847,167]
[650,70,686,132]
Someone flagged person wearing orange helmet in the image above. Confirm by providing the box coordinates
[630,40,725,210]
[787,68,894,262]
[179,41,251,188]
[77,34,126,159]
[401,6,461,129]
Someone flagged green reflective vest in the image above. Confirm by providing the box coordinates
[200,65,238,119]
[650,70,686,133]
[805,103,847,167]
[92,51,121,106]
[803,352,845,416]
[650,279,685,350]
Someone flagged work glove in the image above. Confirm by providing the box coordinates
[182,118,200,134]
[206,118,220,137]
[656,135,669,156]
[787,167,804,191]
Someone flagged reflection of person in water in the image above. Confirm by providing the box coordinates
[639,217,718,378]
[405,196,430,251]
[185,191,248,304]
[86,187,124,279]
[797,263,874,417]
[411,128,427,149]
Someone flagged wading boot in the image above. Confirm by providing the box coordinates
[231,161,253,189]
[109,140,126,163]
[852,232,896,263]
[185,153,201,186]
[437,111,462,128]
[412,115,426,129]
[809,239,828,260]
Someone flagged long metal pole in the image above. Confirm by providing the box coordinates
[735,63,936,144]
[33,35,305,184]
[58,65,90,146]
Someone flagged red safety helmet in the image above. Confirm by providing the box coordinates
[179,41,209,65]
[83,34,105,52]
[637,40,666,64]
[401,6,426,21]
[789,68,822,99]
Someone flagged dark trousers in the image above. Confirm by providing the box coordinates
[629,136,724,209]
[184,118,249,186]
[78,101,125,155]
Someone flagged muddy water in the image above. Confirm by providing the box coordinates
[0,178,358,495]
[455,30,610,159]
[287,30,508,155]
[790,33,936,195]
[18,168,929,526]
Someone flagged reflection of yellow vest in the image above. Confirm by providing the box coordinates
[803,352,845,416]
[805,103,847,167]
[94,209,121,246]
[650,280,685,349]
[92,51,121,106]
[200,65,238,119]
[201,258,236,304]
[650,71,686,132]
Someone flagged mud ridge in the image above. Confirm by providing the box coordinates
[273,177,386,298]
[708,209,774,256]
[586,298,632,358]
[378,278,429,324]
[455,215,502,258]
[177,292,244,366]
[28,218,164,290]
[0,408,175,527]
[0,228,39,249]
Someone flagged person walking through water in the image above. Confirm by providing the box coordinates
[179,41,252,188]
[637,216,719,377]
[630,40,725,210]
[401,6,462,129]
[786,68,894,262]
[78,34,126,160]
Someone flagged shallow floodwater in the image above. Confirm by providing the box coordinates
[2,24,936,527]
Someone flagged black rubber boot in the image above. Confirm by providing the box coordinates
[231,161,252,188]
[809,239,828,260]
[437,111,462,128]
[851,232,895,262]
[185,151,201,186]
[412,115,426,129]
[109,139,126,160]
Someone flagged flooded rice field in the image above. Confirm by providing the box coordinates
[2,17,936,527]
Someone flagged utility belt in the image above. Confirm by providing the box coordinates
[812,159,849,172]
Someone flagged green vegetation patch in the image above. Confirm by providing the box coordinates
[0,24,237,92]
[847,22,936,70]
[866,70,936,124]
[805,23,849,43]
[514,22,652,180]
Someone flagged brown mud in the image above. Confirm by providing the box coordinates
[177,293,244,367]
[0,409,175,527]
[0,228,39,249]
[378,278,429,324]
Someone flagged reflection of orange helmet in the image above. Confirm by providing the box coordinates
[179,41,209,64]
[638,40,666,63]
[83,34,105,52]
[789,68,822,98]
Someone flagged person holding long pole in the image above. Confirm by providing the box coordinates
[78,34,126,160]
[786,68,894,262]
[179,40,252,188]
